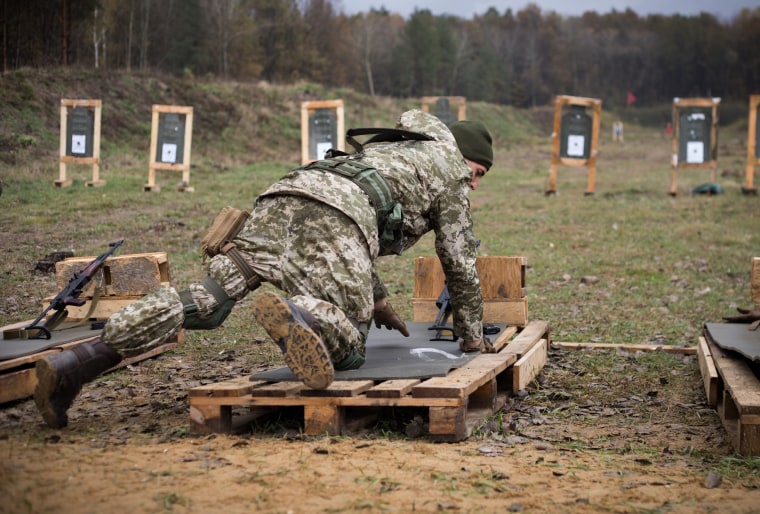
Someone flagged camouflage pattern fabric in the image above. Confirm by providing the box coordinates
[102,108,483,364]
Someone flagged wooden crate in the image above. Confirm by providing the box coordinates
[188,320,550,441]
[412,256,528,327]
[698,334,760,456]
[55,252,170,297]
[47,252,171,321]
[0,322,184,405]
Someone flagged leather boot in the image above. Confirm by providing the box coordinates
[34,337,122,428]
[251,292,334,389]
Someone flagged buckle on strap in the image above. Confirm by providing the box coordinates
[222,243,262,291]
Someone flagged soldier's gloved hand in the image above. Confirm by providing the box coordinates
[459,337,495,353]
[373,299,410,337]
[723,307,760,324]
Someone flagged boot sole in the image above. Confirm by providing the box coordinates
[34,358,68,428]
[252,292,334,389]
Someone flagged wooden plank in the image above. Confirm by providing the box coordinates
[554,341,697,355]
[513,339,548,392]
[0,325,182,404]
[0,367,36,405]
[250,381,304,397]
[460,351,517,374]
[705,337,760,414]
[300,380,374,397]
[698,336,719,407]
[412,367,493,399]
[412,298,528,326]
[188,376,262,398]
[413,256,527,300]
[491,325,518,352]
[505,320,550,358]
[366,379,420,398]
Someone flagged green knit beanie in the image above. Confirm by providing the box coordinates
[450,120,493,170]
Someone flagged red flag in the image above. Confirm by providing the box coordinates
[626,91,637,106]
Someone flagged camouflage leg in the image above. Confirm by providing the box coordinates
[289,295,366,370]
[102,286,184,359]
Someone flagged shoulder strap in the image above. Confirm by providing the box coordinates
[345,127,435,154]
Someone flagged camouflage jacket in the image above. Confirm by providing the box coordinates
[259,109,483,342]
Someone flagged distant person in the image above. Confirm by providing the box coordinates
[34,109,495,428]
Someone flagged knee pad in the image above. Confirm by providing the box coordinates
[180,277,237,330]
[334,349,366,371]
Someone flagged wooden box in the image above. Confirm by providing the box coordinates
[411,256,528,327]
[47,252,171,321]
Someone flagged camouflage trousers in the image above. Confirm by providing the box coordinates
[103,195,374,368]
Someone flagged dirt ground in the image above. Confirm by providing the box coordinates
[2,340,759,514]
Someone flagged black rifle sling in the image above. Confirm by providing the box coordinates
[345,127,434,154]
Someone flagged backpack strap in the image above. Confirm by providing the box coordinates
[301,157,405,255]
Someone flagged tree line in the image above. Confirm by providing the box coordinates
[3,0,759,107]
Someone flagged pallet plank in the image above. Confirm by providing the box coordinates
[697,336,719,407]
[250,381,304,397]
[513,339,548,392]
[300,380,374,397]
[412,367,494,399]
[705,337,760,414]
[702,334,760,455]
[366,379,420,398]
[188,376,264,398]
[506,320,551,358]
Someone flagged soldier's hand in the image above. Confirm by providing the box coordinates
[459,337,495,353]
[373,299,410,337]
[723,307,760,324]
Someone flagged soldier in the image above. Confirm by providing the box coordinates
[34,109,494,428]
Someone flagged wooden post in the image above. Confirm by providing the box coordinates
[145,105,194,192]
[745,95,760,195]
[58,99,103,188]
[546,95,602,195]
[668,97,721,196]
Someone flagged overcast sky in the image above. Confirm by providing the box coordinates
[337,0,755,21]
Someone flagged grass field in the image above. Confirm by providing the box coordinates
[1,80,758,352]
[2,71,760,512]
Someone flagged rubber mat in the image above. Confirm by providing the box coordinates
[704,322,760,362]
[0,324,102,361]
[251,321,506,381]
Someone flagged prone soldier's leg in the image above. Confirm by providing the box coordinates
[34,253,259,428]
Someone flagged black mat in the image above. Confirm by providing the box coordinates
[0,324,102,361]
[704,322,760,362]
[251,321,506,382]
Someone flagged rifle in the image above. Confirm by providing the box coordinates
[428,284,456,341]
[24,240,124,339]
[428,241,481,342]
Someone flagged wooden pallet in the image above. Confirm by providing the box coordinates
[0,321,185,405]
[698,334,760,456]
[189,320,550,441]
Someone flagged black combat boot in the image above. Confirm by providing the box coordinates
[251,292,334,389]
[34,337,122,428]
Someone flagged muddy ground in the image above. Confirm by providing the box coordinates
[2,338,758,514]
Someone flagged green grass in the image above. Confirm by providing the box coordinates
[1,71,759,356]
